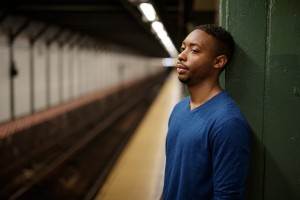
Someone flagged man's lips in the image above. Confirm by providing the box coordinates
[176,63,188,73]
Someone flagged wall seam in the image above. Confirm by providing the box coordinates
[263,0,273,199]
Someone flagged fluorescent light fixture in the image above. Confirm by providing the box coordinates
[137,3,178,57]
[151,21,178,57]
[151,21,163,32]
[139,3,156,22]
[162,58,176,67]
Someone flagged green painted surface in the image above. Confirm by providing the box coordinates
[220,0,300,199]
[220,0,266,199]
[264,0,300,199]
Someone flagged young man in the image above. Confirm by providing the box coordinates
[161,24,250,199]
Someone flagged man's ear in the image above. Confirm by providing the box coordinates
[213,55,227,70]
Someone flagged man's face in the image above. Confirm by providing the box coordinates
[176,29,217,86]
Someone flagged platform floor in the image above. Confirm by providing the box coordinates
[94,71,182,200]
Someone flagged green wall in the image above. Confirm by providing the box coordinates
[220,0,300,199]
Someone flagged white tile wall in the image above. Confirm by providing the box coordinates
[0,24,165,124]
[49,43,60,106]
[0,32,11,122]
[13,36,31,118]
[72,47,79,98]
[62,44,70,102]
[33,39,47,111]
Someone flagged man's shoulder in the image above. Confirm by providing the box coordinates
[174,96,189,108]
[209,92,248,126]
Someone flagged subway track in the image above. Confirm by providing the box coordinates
[0,74,166,200]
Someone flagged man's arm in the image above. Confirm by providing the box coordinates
[211,119,250,199]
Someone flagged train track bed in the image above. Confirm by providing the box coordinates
[0,73,167,200]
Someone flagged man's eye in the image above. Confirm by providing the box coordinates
[180,47,185,52]
[191,49,198,53]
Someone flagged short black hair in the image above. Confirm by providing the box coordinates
[195,24,235,66]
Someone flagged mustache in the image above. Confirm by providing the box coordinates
[176,62,188,69]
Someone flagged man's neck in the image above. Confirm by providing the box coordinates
[187,81,222,110]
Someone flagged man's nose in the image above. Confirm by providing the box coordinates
[178,50,186,61]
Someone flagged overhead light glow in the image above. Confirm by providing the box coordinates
[139,3,156,22]
[162,58,176,67]
[136,3,178,57]
[151,21,178,58]
[151,21,163,33]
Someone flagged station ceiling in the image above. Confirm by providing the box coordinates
[0,0,216,57]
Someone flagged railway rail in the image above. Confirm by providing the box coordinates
[0,73,166,200]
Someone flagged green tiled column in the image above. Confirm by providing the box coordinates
[220,0,300,199]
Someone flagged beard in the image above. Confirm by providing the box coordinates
[178,76,190,85]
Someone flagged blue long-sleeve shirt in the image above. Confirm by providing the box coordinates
[162,91,250,200]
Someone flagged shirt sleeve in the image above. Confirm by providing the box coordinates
[210,118,250,200]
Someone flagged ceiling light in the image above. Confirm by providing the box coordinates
[162,58,176,67]
[151,21,166,40]
[135,3,178,57]
[139,3,156,22]
[151,21,178,57]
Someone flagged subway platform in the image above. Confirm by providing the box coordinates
[94,71,182,200]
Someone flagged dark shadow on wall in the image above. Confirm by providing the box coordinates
[262,54,300,200]
[229,46,300,200]
[263,148,300,200]
[225,44,265,200]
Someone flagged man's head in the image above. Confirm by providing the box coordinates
[195,24,235,66]
[176,24,234,86]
